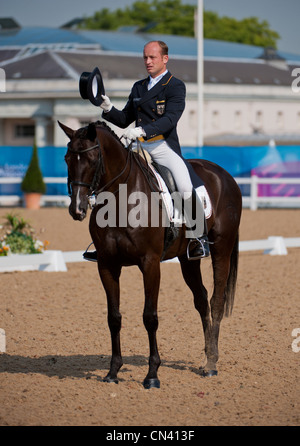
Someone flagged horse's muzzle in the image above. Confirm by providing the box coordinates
[69,203,87,221]
[69,206,86,221]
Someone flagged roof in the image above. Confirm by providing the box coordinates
[0,49,295,87]
[0,25,300,62]
[0,18,20,30]
[0,25,299,87]
[2,51,71,79]
[0,27,92,47]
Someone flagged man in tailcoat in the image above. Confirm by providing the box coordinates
[85,40,210,261]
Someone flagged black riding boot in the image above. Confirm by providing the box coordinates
[184,188,210,260]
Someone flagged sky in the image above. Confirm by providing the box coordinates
[1,0,299,54]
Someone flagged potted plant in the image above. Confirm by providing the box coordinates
[21,142,46,209]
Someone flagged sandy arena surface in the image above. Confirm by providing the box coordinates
[0,207,299,426]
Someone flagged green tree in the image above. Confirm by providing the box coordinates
[203,11,280,48]
[79,0,280,48]
[79,0,196,36]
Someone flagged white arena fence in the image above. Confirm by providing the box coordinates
[235,175,300,210]
[0,175,300,209]
[0,175,299,272]
[0,236,299,273]
[0,177,69,206]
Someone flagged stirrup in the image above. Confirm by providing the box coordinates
[83,242,98,262]
[187,237,211,260]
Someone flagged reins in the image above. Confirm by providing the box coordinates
[67,127,160,203]
[131,139,161,193]
[93,143,133,196]
[67,134,134,200]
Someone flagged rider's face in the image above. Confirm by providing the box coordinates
[143,42,168,78]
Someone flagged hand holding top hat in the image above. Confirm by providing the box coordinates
[79,67,111,108]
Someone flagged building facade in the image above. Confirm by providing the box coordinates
[0,26,300,148]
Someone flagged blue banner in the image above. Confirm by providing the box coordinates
[182,145,300,196]
[0,145,299,197]
[0,146,68,195]
[182,145,300,177]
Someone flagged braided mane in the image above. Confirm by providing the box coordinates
[76,120,125,148]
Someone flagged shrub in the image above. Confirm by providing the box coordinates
[0,213,49,256]
[21,143,46,194]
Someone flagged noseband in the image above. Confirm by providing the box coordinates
[66,138,102,197]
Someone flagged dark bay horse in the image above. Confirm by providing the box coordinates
[59,120,242,389]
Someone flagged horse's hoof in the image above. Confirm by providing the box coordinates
[143,378,160,389]
[199,367,218,378]
[103,376,118,384]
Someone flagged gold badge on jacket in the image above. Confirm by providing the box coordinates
[156,100,165,115]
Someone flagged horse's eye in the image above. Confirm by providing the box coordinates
[87,152,98,164]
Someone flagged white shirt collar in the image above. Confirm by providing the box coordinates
[148,70,168,90]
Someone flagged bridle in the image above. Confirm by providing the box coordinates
[66,136,133,202]
[66,138,102,198]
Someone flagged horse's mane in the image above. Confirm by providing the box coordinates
[77,120,125,148]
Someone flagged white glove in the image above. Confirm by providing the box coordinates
[100,95,113,112]
[124,127,146,140]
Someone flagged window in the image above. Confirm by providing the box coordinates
[15,124,35,138]
[189,110,197,129]
[254,110,263,132]
[212,110,220,129]
[234,111,242,130]
[276,111,284,130]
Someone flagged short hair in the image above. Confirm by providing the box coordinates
[144,40,169,56]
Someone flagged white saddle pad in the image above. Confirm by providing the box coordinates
[149,164,212,222]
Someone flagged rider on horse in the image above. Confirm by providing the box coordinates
[84,40,210,261]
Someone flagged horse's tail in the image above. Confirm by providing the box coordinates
[224,232,239,317]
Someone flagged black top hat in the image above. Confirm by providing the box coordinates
[79,67,105,106]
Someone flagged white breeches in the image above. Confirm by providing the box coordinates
[136,140,193,197]
[134,139,205,237]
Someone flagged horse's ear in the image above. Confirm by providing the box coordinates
[87,123,97,141]
[58,121,74,139]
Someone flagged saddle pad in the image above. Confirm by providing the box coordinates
[149,164,212,221]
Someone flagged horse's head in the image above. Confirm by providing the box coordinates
[59,121,103,221]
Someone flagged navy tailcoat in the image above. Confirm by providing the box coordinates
[102,72,202,187]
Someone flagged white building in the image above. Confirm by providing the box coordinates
[1,24,300,148]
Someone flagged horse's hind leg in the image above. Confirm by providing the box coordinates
[179,256,212,372]
[140,257,161,389]
[200,246,233,376]
[98,263,123,384]
[180,241,236,377]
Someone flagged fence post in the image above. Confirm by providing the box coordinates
[250,175,258,211]
[0,329,5,353]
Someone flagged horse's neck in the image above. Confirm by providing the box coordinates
[100,133,130,184]
[103,133,127,161]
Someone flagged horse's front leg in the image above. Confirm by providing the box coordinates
[140,257,161,389]
[98,263,123,384]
